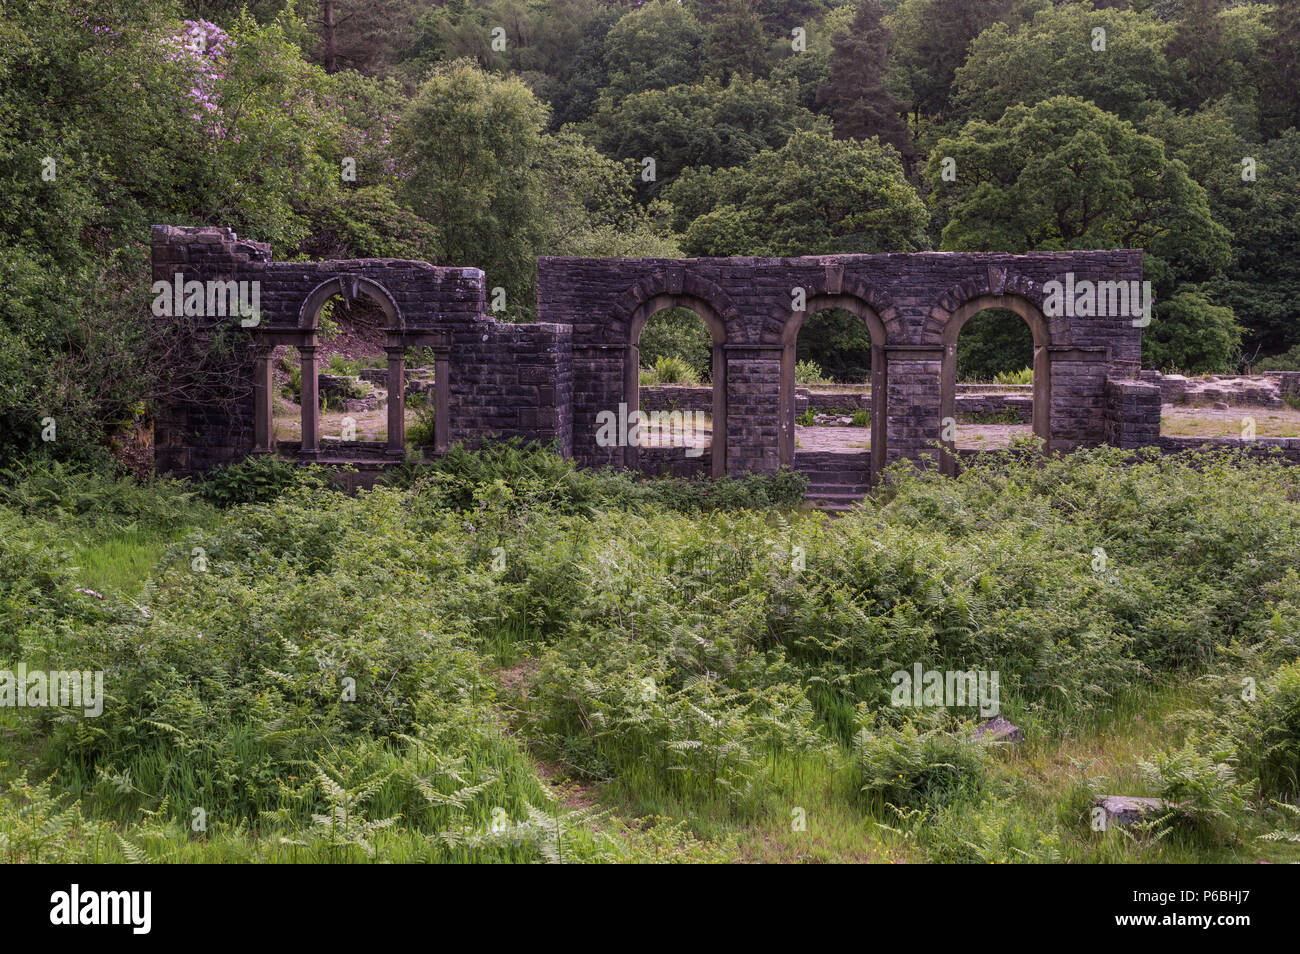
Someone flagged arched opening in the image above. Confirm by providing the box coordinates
[781,295,887,486]
[940,295,1051,476]
[253,275,448,461]
[626,295,727,478]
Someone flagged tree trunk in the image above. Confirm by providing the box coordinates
[321,0,337,73]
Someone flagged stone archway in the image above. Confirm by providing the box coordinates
[291,276,407,459]
[939,293,1052,476]
[780,293,890,482]
[625,292,730,478]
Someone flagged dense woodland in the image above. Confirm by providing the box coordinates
[3,0,1300,463]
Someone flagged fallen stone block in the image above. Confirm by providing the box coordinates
[974,717,1024,744]
[1096,795,1184,828]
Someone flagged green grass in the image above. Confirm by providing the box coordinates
[4,448,1300,863]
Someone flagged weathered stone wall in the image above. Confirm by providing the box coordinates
[538,251,1143,475]
[1160,436,1300,463]
[151,225,573,476]
[1155,371,1300,408]
[1104,377,1162,449]
[154,229,1151,480]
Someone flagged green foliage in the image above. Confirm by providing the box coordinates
[637,308,713,380]
[396,59,550,315]
[795,308,875,382]
[820,0,913,157]
[199,455,326,507]
[600,0,704,101]
[1139,742,1253,843]
[1256,345,1300,372]
[0,458,199,533]
[886,0,1028,121]
[794,360,826,385]
[672,129,929,256]
[1205,130,1300,354]
[388,440,809,515]
[927,96,1231,291]
[642,355,700,387]
[1234,660,1300,798]
[956,309,1035,381]
[588,77,822,200]
[1142,289,1244,373]
[537,128,681,257]
[854,713,992,809]
[953,3,1186,124]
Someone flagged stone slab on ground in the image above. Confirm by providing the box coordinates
[974,717,1024,744]
[1097,795,1184,828]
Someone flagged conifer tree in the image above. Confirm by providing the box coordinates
[819,0,914,160]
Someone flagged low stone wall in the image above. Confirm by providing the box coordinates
[1159,436,1300,463]
[955,393,1032,422]
[1104,377,1161,448]
[641,385,1033,422]
[635,445,712,478]
[1150,371,1299,408]
[640,385,713,414]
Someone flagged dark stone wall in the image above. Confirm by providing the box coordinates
[1104,377,1162,449]
[154,228,1151,479]
[151,225,573,476]
[538,251,1143,472]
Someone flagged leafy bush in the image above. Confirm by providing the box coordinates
[1256,345,1300,372]
[0,458,199,532]
[387,440,808,514]
[199,455,326,507]
[1235,660,1300,798]
[994,368,1033,385]
[794,360,825,385]
[854,713,992,809]
[1138,742,1253,844]
[642,354,701,386]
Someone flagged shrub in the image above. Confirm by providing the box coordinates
[1256,344,1300,372]
[0,458,199,532]
[1235,660,1300,798]
[642,354,701,386]
[993,367,1033,385]
[794,360,825,385]
[199,456,326,507]
[1138,742,1253,843]
[853,713,992,809]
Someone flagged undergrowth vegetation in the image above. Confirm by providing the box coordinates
[2,446,1299,862]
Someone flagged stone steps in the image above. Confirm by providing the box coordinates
[797,452,870,513]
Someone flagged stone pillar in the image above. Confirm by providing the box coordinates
[434,350,450,454]
[385,344,405,457]
[889,346,946,473]
[299,343,320,457]
[251,344,273,453]
[724,345,782,474]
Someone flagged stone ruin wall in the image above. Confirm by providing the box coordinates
[153,226,1161,481]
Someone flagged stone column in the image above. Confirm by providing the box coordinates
[298,343,320,458]
[888,345,946,473]
[385,344,406,457]
[251,344,273,453]
[434,350,450,454]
